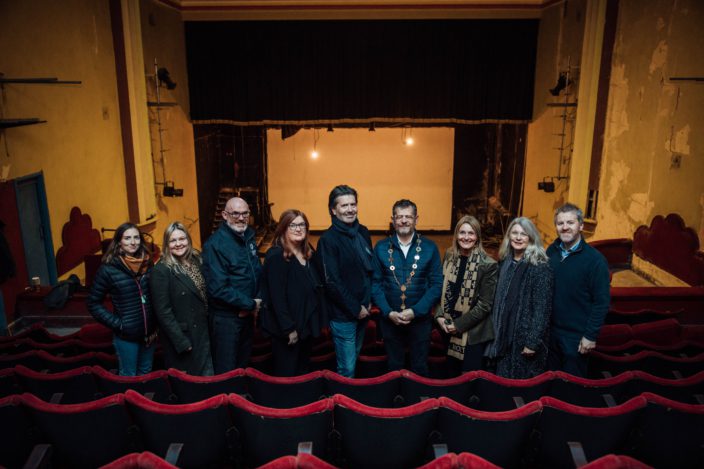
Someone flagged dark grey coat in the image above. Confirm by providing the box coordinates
[150,261,213,375]
[495,261,553,379]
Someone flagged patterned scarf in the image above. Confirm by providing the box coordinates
[179,261,208,303]
[442,250,481,361]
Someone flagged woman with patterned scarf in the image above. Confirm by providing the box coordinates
[88,222,157,376]
[434,215,498,375]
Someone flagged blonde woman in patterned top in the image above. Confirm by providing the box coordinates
[151,221,214,375]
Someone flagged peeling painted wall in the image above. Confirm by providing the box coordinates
[595,0,704,244]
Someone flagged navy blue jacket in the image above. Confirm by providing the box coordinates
[202,223,262,316]
[547,238,611,341]
[315,220,373,322]
[371,233,443,318]
[87,258,156,342]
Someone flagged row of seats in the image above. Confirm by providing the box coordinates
[100,450,652,469]
[597,318,704,348]
[2,389,701,468]
[3,343,703,380]
[604,307,687,325]
[3,366,704,409]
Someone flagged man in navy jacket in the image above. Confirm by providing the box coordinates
[372,199,443,376]
[546,203,610,377]
[202,197,263,374]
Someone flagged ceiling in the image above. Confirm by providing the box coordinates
[158,0,561,20]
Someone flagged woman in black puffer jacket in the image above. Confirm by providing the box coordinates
[88,222,157,376]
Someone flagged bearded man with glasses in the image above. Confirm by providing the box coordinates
[371,199,443,376]
[202,197,263,373]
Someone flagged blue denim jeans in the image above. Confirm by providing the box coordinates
[329,319,367,378]
[112,335,155,376]
[210,314,253,374]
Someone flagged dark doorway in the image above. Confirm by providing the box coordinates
[452,124,527,244]
[193,125,267,244]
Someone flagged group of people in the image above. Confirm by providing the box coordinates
[88,184,610,380]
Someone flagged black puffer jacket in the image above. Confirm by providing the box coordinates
[87,257,156,342]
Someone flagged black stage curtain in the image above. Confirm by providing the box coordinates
[185,20,538,124]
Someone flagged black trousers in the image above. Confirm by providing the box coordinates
[447,341,488,377]
[271,336,312,377]
[547,332,589,377]
[380,315,432,376]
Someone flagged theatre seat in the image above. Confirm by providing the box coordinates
[15,365,101,404]
[0,367,21,398]
[309,351,337,372]
[356,354,389,378]
[416,451,501,469]
[436,397,541,468]
[125,390,234,468]
[257,452,339,469]
[548,371,633,408]
[167,368,247,404]
[93,367,174,403]
[469,371,552,411]
[0,395,39,468]
[245,369,327,408]
[581,454,653,468]
[22,392,139,468]
[228,393,334,467]
[589,350,704,379]
[101,451,179,469]
[332,394,439,468]
[532,396,647,467]
[629,392,704,468]
[625,370,704,405]
[597,339,704,357]
[400,370,474,406]
[323,370,402,408]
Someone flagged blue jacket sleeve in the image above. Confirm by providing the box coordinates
[408,243,444,317]
[371,242,393,317]
[585,254,611,341]
[202,243,257,312]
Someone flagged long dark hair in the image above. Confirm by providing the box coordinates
[101,222,151,264]
[273,209,313,260]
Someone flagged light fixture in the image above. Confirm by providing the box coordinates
[549,72,570,96]
[157,67,177,90]
[402,127,414,146]
[369,122,375,132]
[327,123,334,132]
[310,129,320,159]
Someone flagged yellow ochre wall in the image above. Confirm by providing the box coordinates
[0,0,129,279]
[0,0,200,285]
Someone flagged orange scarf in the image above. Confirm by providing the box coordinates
[120,253,151,276]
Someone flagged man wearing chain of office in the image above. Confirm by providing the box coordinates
[371,199,443,376]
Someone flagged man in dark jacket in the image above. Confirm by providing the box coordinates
[202,197,263,373]
[547,203,610,377]
[371,199,443,376]
[316,185,374,377]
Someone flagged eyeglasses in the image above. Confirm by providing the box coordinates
[288,222,307,231]
[225,210,250,219]
[393,215,417,221]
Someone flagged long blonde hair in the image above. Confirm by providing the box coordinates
[498,217,548,265]
[447,215,487,259]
